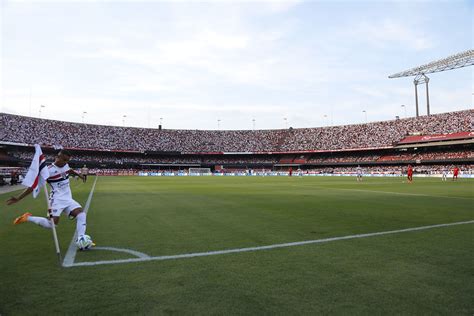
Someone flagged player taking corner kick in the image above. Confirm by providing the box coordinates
[6,149,94,248]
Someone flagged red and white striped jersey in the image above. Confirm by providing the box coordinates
[46,163,72,202]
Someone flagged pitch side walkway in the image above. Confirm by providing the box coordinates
[0,184,24,195]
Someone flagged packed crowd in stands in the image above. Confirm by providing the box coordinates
[281,110,473,151]
[7,151,202,165]
[1,110,472,152]
[6,150,281,165]
[5,147,473,167]
[415,150,474,160]
[307,153,382,164]
[377,152,417,162]
[299,165,473,175]
[201,156,279,165]
[74,164,474,176]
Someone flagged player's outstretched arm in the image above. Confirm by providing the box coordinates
[68,169,84,181]
[6,187,33,205]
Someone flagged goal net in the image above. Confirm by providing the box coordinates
[188,168,212,176]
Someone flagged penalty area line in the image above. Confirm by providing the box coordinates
[67,219,474,268]
[62,176,99,268]
[314,186,474,201]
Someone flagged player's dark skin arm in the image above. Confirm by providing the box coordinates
[6,187,34,205]
[68,169,84,181]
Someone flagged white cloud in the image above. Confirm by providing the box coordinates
[263,0,301,13]
[69,26,317,90]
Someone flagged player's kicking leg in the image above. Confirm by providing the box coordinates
[14,212,59,228]
[14,200,93,245]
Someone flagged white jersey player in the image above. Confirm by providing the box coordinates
[356,165,363,182]
[442,168,448,181]
[7,150,91,244]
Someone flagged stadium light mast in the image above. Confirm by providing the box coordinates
[217,119,221,130]
[122,115,127,126]
[362,110,367,123]
[413,74,430,116]
[39,104,46,118]
[82,111,87,124]
[389,49,474,117]
[252,118,256,130]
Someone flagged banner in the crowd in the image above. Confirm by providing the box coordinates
[137,172,473,178]
[398,131,474,144]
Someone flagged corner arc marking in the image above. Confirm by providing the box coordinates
[92,246,151,259]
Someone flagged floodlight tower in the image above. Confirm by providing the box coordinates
[414,74,430,116]
[389,49,474,117]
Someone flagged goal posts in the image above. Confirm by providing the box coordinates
[188,168,212,176]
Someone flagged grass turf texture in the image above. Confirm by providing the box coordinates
[0,176,473,314]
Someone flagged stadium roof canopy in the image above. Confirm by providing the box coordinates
[388,49,474,78]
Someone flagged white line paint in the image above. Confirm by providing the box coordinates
[67,219,474,268]
[316,186,474,201]
[92,247,150,259]
[63,176,99,268]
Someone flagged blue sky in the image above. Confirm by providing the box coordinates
[1,0,472,130]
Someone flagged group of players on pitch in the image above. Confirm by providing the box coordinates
[355,164,460,183]
[4,150,463,252]
[406,165,460,183]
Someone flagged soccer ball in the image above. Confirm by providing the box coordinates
[76,234,93,250]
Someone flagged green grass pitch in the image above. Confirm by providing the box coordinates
[1,176,473,314]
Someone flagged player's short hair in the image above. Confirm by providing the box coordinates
[59,149,72,157]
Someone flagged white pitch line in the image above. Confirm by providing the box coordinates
[62,176,99,268]
[67,219,474,268]
[93,247,151,259]
[316,186,474,201]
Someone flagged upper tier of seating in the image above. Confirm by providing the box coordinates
[1,110,472,152]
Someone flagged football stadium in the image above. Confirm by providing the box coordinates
[1,1,473,315]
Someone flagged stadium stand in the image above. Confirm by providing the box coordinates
[1,110,472,175]
[1,110,472,152]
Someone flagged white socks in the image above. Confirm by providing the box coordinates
[76,212,87,237]
[27,216,53,229]
[27,212,87,236]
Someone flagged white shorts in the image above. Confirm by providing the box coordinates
[50,199,82,217]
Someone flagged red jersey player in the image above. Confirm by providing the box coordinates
[452,166,459,181]
[407,164,413,183]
